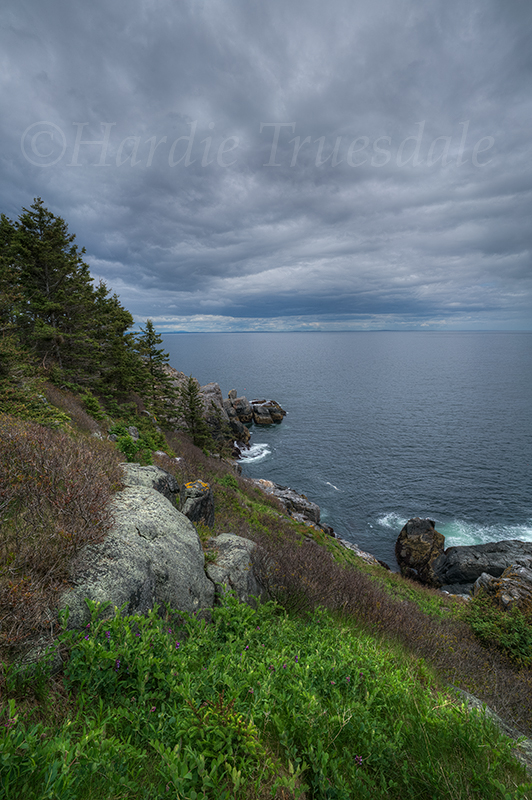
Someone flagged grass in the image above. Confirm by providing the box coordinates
[1,597,530,800]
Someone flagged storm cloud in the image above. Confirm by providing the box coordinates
[1,0,531,330]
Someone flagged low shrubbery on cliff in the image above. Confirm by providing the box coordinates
[0,414,123,650]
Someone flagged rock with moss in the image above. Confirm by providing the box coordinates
[395,518,445,586]
[473,565,532,612]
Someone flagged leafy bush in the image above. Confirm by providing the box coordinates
[1,598,529,800]
[462,592,532,668]
[81,391,105,421]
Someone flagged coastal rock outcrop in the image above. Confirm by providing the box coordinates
[432,540,532,590]
[227,392,286,427]
[472,566,532,612]
[395,518,445,586]
[252,479,321,525]
[205,533,267,606]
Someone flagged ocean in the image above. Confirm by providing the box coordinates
[162,331,532,568]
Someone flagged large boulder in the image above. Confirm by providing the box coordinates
[205,533,268,606]
[60,484,215,629]
[433,540,532,588]
[395,518,445,586]
[122,463,180,504]
[179,480,215,528]
[473,565,532,612]
[251,399,286,423]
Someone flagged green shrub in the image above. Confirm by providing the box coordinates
[82,392,105,421]
[462,592,532,668]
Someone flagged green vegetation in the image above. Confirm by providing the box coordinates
[1,598,530,800]
[1,199,532,797]
[461,592,532,669]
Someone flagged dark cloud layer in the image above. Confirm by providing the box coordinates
[1,0,531,330]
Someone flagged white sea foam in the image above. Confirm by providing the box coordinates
[376,513,532,548]
[377,512,408,530]
[238,443,271,463]
[325,481,340,491]
[438,519,532,548]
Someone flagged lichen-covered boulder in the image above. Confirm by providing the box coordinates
[206,533,268,606]
[122,463,180,504]
[473,565,532,612]
[179,480,215,528]
[60,485,215,629]
[395,518,445,586]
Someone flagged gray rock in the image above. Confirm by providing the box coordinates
[223,398,238,418]
[206,533,268,606]
[228,389,238,401]
[251,479,321,524]
[60,486,215,629]
[232,396,253,423]
[473,565,532,612]
[128,426,140,441]
[395,518,445,586]
[179,480,215,528]
[201,382,231,424]
[433,540,532,586]
[122,463,180,504]
[252,404,274,425]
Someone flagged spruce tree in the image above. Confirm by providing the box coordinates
[10,198,96,374]
[92,281,144,398]
[135,319,177,423]
[178,375,213,450]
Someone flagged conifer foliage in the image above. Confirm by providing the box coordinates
[0,199,148,411]
[134,319,178,423]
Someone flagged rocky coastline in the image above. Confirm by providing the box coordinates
[185,378,532,608]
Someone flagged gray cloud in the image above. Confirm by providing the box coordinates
[1,0,531,330]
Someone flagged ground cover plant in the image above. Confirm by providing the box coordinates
[1,596,530,800]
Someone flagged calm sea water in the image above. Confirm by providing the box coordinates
[162,331,532,568]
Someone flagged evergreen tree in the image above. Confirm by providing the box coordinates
[92,281,144,398]
[135,320,178,423]
[10,198,95,373]
[177,375,213,450]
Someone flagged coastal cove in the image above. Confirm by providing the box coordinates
[163,331,532,569]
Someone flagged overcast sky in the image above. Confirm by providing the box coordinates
[1,0,531,331]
